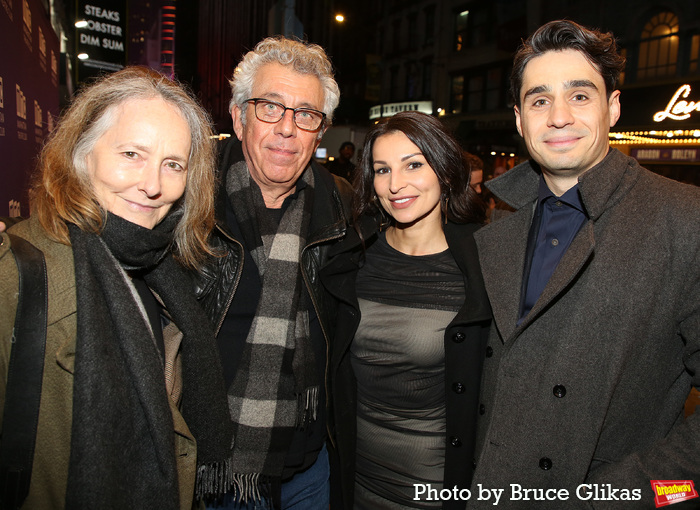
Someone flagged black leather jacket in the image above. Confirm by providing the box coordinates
[194,136,352,347]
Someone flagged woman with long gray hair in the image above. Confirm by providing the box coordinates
[0,67,232,510]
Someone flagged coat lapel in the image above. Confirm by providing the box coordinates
[476,150,634,345]
[477,209,596,343]
[475,206,533,343]
[516,221,595,332]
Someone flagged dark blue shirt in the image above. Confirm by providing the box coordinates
[519,177,588,322]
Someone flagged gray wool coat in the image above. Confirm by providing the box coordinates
[470,149,700,509]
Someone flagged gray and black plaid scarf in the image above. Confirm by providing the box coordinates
[224,162,319,503]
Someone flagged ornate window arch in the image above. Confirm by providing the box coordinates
[637,11,679,80]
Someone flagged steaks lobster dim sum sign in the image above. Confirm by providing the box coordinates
[75,0,126,82]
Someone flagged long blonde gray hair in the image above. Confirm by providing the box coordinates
[31,66,216,268]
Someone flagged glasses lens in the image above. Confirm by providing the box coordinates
[294,109,324,130]
[255,100,283,122]
[251,99,323,130]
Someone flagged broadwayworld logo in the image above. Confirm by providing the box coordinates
[650,480,698,508]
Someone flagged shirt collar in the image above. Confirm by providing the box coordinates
[270,166,308,213]
[537,175,586,214]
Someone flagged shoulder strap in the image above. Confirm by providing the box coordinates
[0,233,48,510]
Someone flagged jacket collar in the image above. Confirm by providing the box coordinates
[487,148,638,220]
[577,148,639,221]
[307,160,348,245]
[476,148,640,342]
[326,214,378,259]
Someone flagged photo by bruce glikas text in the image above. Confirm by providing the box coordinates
[413,483,642,505]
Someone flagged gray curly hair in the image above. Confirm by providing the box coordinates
[229,36,340,127]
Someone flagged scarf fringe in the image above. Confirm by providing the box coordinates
[295,385,319,430]
[197,464,273,505]
[195,458,235,500]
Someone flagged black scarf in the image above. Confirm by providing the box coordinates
[66,212,233,509]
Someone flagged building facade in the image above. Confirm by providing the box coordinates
[371,0,700,182]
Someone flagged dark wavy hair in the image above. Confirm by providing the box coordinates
[510,19,626,107]
[352,111,485,230]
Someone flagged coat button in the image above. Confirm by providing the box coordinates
[552,385,567,398]
[450,436,462,447]
[485,346,493,357]
[479,404,486,415]
[452,382,465,394]
[539,457,552,470]
[453,331,466,343]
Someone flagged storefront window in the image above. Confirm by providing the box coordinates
[451,75,464,114]
[468,7,492,47]
[455,10,468,52]
[485,68,502,110]
[449,66,506,113]
[467,75,484,112]
[637,12,679,80]
[454,6,494,51]
[691,34,700,74]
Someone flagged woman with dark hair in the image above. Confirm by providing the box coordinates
[0,67,232,510]
[322,111,491,509]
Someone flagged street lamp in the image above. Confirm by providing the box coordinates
[332,14,346,76]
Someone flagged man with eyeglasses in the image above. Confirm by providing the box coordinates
[195,37,352,510]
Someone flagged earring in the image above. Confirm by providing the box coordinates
[442,196,450,224]
[379,207,392,230]
[372,194,392,229]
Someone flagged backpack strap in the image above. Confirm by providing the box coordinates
[0,233,48,510]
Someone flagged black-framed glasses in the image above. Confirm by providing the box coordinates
[246,98,326,132]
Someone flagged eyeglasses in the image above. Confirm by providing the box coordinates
[246,98,326,132]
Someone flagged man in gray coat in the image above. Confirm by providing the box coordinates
[470,20,700,509]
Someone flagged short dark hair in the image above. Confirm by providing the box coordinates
[352,111,484,227]
[339,141,355,151]
[510,20,626,107]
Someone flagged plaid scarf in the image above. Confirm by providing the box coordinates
[224,162,319,503]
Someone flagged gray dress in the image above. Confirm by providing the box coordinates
[351,233,465,509]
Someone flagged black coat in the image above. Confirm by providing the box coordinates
[321,215,492,509]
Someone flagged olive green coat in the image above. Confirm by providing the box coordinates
[0,217,199,510]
